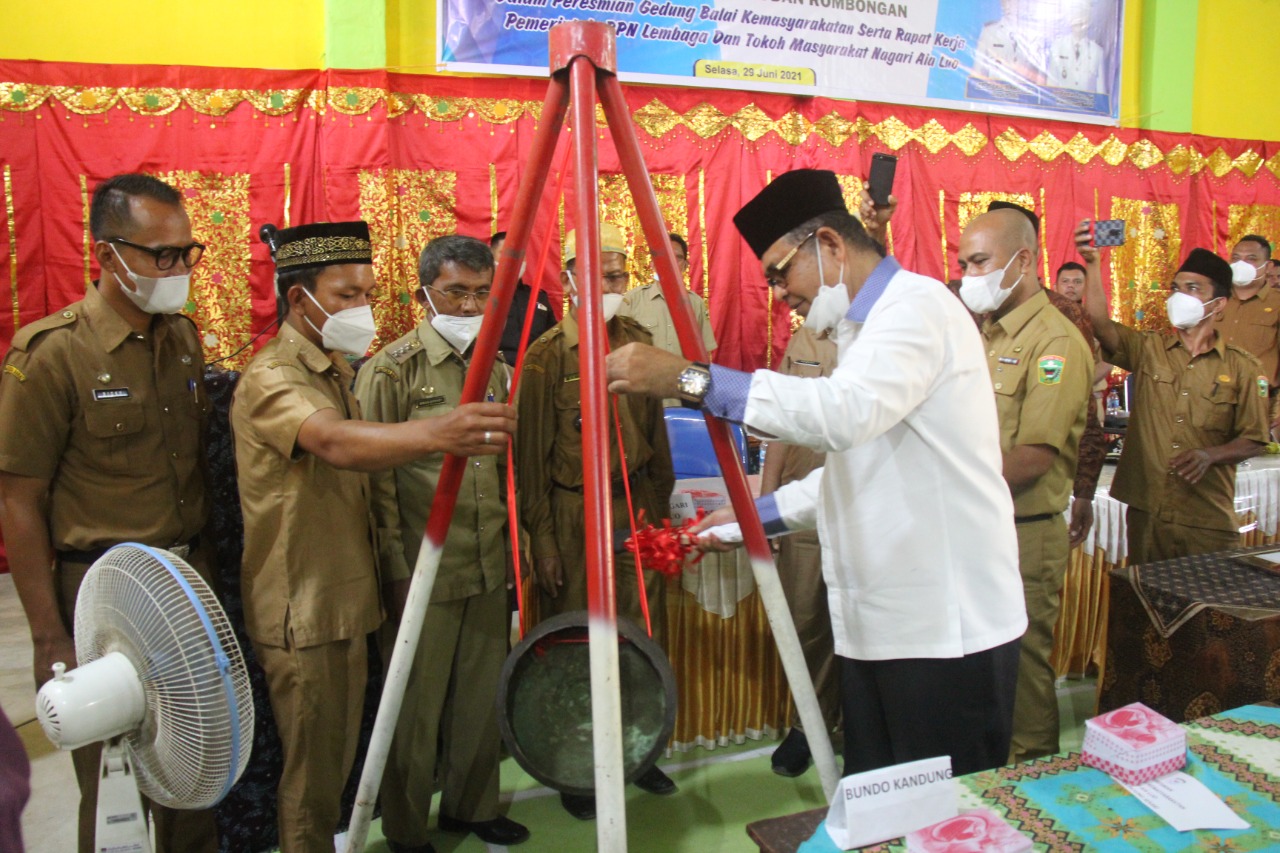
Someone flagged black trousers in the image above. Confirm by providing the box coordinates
[839,636,1021,778]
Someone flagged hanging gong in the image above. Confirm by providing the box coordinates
[497,611,677,796]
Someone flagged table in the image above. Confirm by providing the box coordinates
[1099,545,1280,722]
[748,703,1280,852]
[1052,462,1280,680]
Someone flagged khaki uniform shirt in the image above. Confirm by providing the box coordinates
[982,289,1093,517]
[231,325,388,649]
[619,281,715,407]
[516,314,676,561]
[0,284,207,550]
[1107,326,1269,533]
[1215,285,1280,384]
[773,326,837,485]
[354,322,509,602]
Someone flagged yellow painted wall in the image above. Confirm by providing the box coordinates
[1192,0,1280,140]
[5,0,1280,142]
[2,0,326,69]
[1119,0,1144,127]
[386,0,438,72]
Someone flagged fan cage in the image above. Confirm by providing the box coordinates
[74,544,253,808]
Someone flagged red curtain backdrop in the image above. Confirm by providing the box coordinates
[6,59,1280,374]
[3,60,1280,576]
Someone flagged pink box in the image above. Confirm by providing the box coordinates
[905,808,1032,853]
[1081,702,1187,786]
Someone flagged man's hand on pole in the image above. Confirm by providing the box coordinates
[605,343,690,398]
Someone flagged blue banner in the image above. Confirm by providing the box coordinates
[439,0,1124,125]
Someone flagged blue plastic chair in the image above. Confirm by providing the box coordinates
[663,407,748,479]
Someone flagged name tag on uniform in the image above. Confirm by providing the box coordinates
[795,359,821,367]
[998,357,1020,365]
[415,395,446,409]
[563,373,579,384]
[93,388,131,401]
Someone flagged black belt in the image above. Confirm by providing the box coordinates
[57,534,201,565]
[1014,513,1058,525]
[553,480,632,497]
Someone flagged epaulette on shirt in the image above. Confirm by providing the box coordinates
[386,337,424,365]
[9,308,78,352]
[1225,343,1263,367]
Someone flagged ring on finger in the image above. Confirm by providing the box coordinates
[483,431,492,445]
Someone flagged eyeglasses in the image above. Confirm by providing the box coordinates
[109,238,205,272]
[427,285,491,305]
[763,231,816,290]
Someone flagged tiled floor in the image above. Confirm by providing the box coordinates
[3,571,1098,852]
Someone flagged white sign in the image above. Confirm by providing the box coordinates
[825,755,956,849]
[1119,772,1251,833]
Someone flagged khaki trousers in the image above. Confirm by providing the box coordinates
[55,550,220,853]
[776,530,840,733]
[542,485,668,646]
[1126,507,1240,567]
[1008,514,1069,764]
[378,585,507,846]
[254,634,367,853]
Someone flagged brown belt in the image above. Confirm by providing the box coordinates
[57,534,200,565]
[553,480,634,497]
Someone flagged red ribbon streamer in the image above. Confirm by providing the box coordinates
[624,508,707,578]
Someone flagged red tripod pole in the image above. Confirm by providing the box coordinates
[344,77,571,853]
[597,76,839,797]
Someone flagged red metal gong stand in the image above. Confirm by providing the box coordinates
[346,21,837,853]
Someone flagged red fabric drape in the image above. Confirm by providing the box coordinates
[4,60,1280,379]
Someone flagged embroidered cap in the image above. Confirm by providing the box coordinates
[262,221,373,271]
[733,169,848,259]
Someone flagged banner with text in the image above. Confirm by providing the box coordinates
[438,0,1124,124]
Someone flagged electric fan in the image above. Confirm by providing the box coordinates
[35,543,253,853]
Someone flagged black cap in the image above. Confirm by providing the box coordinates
[987,200,1040,235]
[733,169,848,259]
[264,221,373,272]
[1177,248,1233,293]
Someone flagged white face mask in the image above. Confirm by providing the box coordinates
[1166,291,1216,330]
[805,238,850,333]
[566,271,625,321]
[109,245,191,315]
[1231,259,1264,286]
[959,251,1022,315]
[301,287,376,355]
[422,287,485,353]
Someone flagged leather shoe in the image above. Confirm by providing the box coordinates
[385,840,436,853]
[771,727,812,777]
[560,792,597,820]
[634,764,677,796]
[437,814,530,845]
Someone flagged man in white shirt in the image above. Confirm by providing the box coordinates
[606,169,1027,776]
[1047,17,1105,93]
[974,0,1044,84]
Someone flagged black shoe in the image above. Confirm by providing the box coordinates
[385,840,436,853]
[634,765,677,796]
[560,792,597,820]
[771,728,812,777]
[437,814,530,845]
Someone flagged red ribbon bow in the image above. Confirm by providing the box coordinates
[624,508,708,578]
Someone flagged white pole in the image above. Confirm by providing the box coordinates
[344,539,442,853]
[588,611,628,850]
[746,552,840,799]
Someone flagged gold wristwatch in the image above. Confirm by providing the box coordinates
[677,362,712,409]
